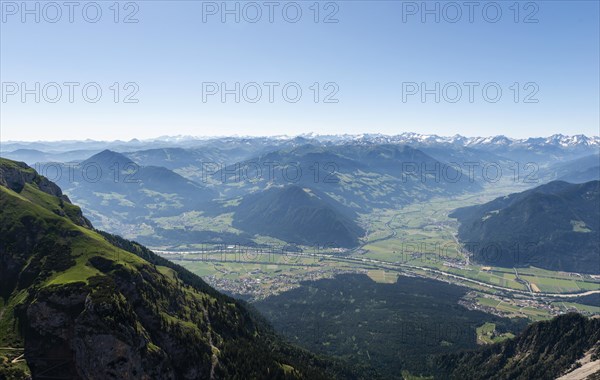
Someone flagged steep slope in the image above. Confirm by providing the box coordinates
[559,165,600,184]
[233,186,364,248]
[0,158,352,379]
[450,181,600,273]
[542,154,600,184]
[433,313,600,380]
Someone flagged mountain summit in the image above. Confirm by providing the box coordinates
[233,185,364,248]
[82,149,133,167]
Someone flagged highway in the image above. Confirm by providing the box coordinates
[155,249,600,300]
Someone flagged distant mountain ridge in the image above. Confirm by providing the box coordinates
[331,132,600,149]
[215,143,482,210]
[544,154,600,183]
[450,180,600,274]
[3,133,599,153]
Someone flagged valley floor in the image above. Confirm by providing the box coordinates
[158,184,600,322]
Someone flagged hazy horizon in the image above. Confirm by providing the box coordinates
[3,131,600,144]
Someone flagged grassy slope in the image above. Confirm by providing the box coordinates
[0,159,354,379]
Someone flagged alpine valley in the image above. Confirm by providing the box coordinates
[1,133,599,379]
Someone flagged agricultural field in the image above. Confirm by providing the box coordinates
[353,191,600,298]
[166,188,600,316]
[521,275,597,293]
[367,270,399,284]
[552,302,600,314]
[474,296,553,321]
[154,211,242,235]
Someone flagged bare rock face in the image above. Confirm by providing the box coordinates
[21,284,85,379]
[73,333,148,380]
[21,282,176,380]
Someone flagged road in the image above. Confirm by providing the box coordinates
[323,254,600,299]
[156,249,600,300]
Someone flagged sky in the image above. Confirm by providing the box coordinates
[1,0,599,141]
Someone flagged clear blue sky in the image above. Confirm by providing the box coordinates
[1,0,599,141]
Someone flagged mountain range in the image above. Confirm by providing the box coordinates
[11,144,485,247]
[2,157,599,379]
[211,143,482,209]
[2,133,598,167]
